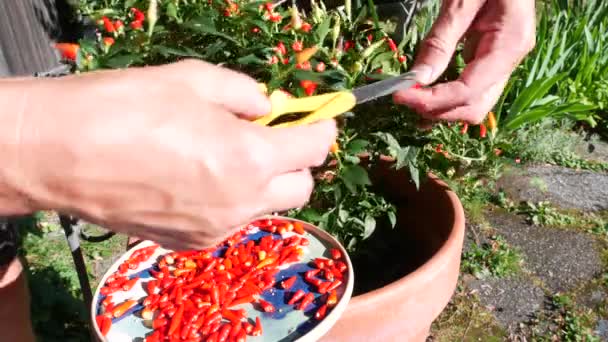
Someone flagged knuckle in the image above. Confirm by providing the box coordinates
[423,35,454,57]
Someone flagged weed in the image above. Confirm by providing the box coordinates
[462,235,522,279]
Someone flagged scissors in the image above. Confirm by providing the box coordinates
[254,71,418,128]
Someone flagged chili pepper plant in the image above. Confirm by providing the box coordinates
[66,0,468,293]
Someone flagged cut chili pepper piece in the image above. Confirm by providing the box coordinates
[329,248,342,260]
[112,299,137,318]
[315,304,328,320]
[228,295,255,307]
[327,290,338,306]
[287,289,306,305]
[292,222,306,234]
[229,321,243,338]
[317,281,331,294]
[297,292,315,310]
[218,323,231,342]
[236,329,247,342]
[280,276,297,290]
[221,308,242,324]
[251,316,262,336]
[258,299,275,313]
[326,279,343,292]
[100,315,112,336]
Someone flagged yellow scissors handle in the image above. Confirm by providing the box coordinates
[255,83,357,127]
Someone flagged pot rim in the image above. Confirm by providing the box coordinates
[348,163,466,306]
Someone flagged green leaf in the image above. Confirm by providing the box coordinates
[236,54,267,65]
[408,162,420,190]
[507,72,568,118]
[103,53,141,68]
[363,215,376,239]
[152,45,204,58]
[346,139,369,154]
[370,51,395,70]
[387,211,397,228]
[315,16,332,44]
[298,208,323,222]
[340,164,371,193]
[184,17,241,45]
[293,70,325,83]
[166,2,179,22]
[249,19,271,35]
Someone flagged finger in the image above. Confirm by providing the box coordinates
[261,169,315,213]
[170,59,271,118]
[264,119,337,173]
[395,45,517,116]
[422,76,509,124]
[410,0,487,84]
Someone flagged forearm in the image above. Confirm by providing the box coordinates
[0,79,40,215]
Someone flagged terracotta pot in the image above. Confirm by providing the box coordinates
[321,156,466,342]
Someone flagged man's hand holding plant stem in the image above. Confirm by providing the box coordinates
[394,0,536,124]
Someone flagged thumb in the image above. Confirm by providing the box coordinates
[411,0,486,85]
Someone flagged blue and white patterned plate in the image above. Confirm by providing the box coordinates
[91,216,354,341]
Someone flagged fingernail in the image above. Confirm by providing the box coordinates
[410,65,433,85]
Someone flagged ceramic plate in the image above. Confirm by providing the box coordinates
[91,216,354,341]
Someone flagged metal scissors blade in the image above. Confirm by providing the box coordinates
[352,71,418,104]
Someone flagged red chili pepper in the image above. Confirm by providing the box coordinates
[460,122,469,134]
[252,316,263,336]
[207,331,219,342]
[292,40,304,52]
[297,292,315,310]
[327,290,338,306]
[102,16,115,33]
[100,315,112,336]
[398,55,406,63]
[280,276,297,289]
[479,123,487,138]
[102,37,115,47]
[228,295,255,307]
[54,43,79,61]
[326,279,342,292]
[258,299,275,313]
[305,269,320,280]
[344,40,354,51]
[293,222,305,235]
[301,22,312,32]
[100,286,119,296]
[315,304,328,320]
[386,37,398,52]
[130,20,143,30]
[112,299,137,318]
[113,20,124,31]
[218,323,231,342]
[317,281,331,294]
[152,318,168,329]
[329,248,342,260]
[122,277,139,291]
[236,329,247,342]
[288,289,306,305]
[131,7,146,21]
[275,41,287,55]
[146,280,158,295]
[168,304,183,336]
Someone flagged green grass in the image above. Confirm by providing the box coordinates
[462,235,523,279]
[15,212,126,342]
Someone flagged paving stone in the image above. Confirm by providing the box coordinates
[487,210,603,292]
[467,276,546,329]
[497,164,608,212]
[575,139,608,164]
[596,319,608,341]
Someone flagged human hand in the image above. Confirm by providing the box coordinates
[12,60,337,249]
[394,0,536,124]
